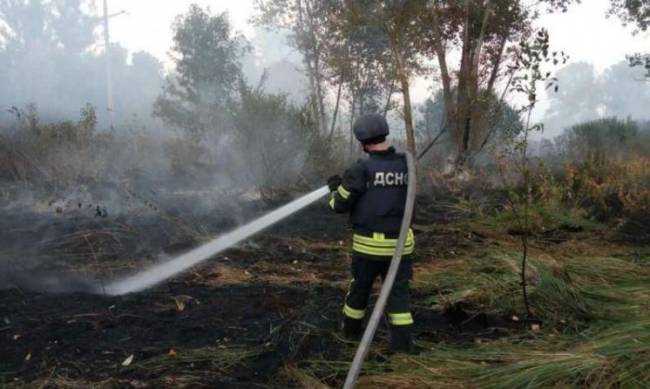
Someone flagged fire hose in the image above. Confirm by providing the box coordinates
[343,151,416,389]
[103,150,418,389]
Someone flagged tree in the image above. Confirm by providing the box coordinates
[327,0,427,155]
[378,0,426,155]
[255,0,330,134]
[609,0,650,78]
[312,0,394,154]
[229,81,321,197]
[498,28,563,320]
[424,0,576,168]
[255,0,576,159]
[561,118,641,160]
[154,5,248,138]
[256,0,426,156]
[417,88,523,164]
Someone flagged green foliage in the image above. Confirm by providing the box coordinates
[528,268,590,327]
[172,6,246,104]
[416,252,522,314]
[321,0,397,117]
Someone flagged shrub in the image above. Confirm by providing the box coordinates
[565,156,650,220]
[229,85,334,199]
[0,104,108,189]
[556,118,649,161]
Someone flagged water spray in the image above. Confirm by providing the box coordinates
[103,186,330,295]
[102,151,416,389]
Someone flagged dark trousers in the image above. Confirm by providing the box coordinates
[343,254,414,338]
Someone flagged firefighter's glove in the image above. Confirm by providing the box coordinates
[327,175,343,192]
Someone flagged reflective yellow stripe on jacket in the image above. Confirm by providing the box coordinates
[337,185,351,199]
[329,185,351,211]
[352,229,415,257]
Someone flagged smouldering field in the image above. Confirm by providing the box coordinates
[1,191,648,388]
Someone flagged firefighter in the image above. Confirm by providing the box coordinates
[327,113,414,353]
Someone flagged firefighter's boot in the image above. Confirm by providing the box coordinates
[342,317,363,340]
[389,325,414,353]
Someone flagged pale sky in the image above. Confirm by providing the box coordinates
[107,0,257,65]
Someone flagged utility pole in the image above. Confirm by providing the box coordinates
[103,0,114,130]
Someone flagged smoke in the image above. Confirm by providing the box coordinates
[0,266,100,294]
[0,1,322,186]
[0,0,165,129]
[543,61,650,138]
[0,3,333,296]
[241,27,308,104]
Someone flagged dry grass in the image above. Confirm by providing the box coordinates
[289,229,650,388]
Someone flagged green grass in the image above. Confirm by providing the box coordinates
[472,200,599,236]
[415,249,648,388]
[292,230,650,388]
[352,317,650,388]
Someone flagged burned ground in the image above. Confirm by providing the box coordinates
[0,283,520,388]
[0,191,530,388]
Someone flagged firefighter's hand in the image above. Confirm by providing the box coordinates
[327,175,342,192]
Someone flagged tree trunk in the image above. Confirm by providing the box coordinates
[303,0,328,133]
[486,29,508,96]
[329,80,343,140]
[297,0,327,134]
[467,0,493,153]
[349,92,356,157]
[383,80,395,117]
[399,72,416,156]
[389,28,416,155]
[432,0,493,168]
[430,4,455,139]
[477,70,515,153]
[455,0,473,166]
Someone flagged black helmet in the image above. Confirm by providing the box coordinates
[353,114,389,144]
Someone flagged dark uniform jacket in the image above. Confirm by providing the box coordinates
[329,147,414,258]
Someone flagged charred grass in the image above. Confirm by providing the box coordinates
[1,188,649,388]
